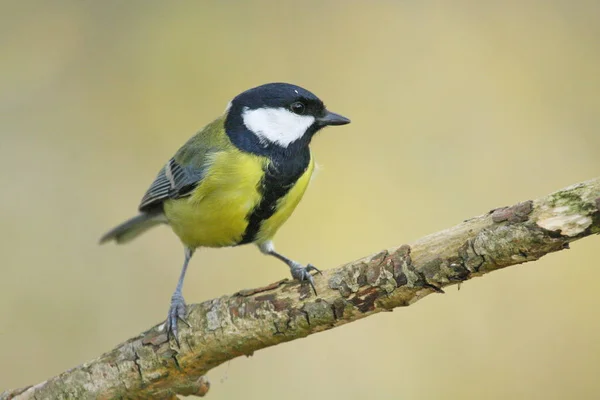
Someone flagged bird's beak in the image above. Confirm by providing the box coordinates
[317,110,351,126]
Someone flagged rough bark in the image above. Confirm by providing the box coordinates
[3,178,600,400]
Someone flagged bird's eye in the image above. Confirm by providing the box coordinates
[290,101,306,115]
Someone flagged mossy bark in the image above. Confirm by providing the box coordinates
[3,178,599,400]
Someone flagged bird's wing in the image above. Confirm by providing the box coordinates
[138,116,228,212]
[138,157,207,211]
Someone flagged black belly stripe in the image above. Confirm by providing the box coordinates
[239,150,310,244]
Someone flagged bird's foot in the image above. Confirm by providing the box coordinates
[165,292,190,345]
[289,262,322,295]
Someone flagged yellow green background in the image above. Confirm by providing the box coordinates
[1,1,599,399]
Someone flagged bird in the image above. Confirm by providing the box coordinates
[100,82,350,341]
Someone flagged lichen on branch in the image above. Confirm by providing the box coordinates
[3,178,599,400]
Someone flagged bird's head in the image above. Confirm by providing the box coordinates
[224,83,350,157]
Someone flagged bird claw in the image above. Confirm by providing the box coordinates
[165,292,188,345]
[307,264,322,275]
[290,263,321,295]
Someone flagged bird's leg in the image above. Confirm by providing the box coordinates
[166,247,194,343]
[258,241,321,295]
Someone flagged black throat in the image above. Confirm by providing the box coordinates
[225,113,313,245]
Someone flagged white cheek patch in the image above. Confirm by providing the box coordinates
[242,107,315,147]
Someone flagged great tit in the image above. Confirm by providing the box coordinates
[100,82,350,340]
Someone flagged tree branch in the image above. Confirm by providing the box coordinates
[3,178,600,400]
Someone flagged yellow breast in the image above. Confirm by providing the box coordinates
[163,150,314,249]
[163,150,265,248]
[254,156,315,244]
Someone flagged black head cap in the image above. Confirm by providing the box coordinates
[225,83,350,158]
[231,83,324,116]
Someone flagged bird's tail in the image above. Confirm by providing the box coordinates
[100,211,167,244]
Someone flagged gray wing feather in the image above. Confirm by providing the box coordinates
[138,158,206,211]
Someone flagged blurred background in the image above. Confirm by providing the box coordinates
[1,1,599,399]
